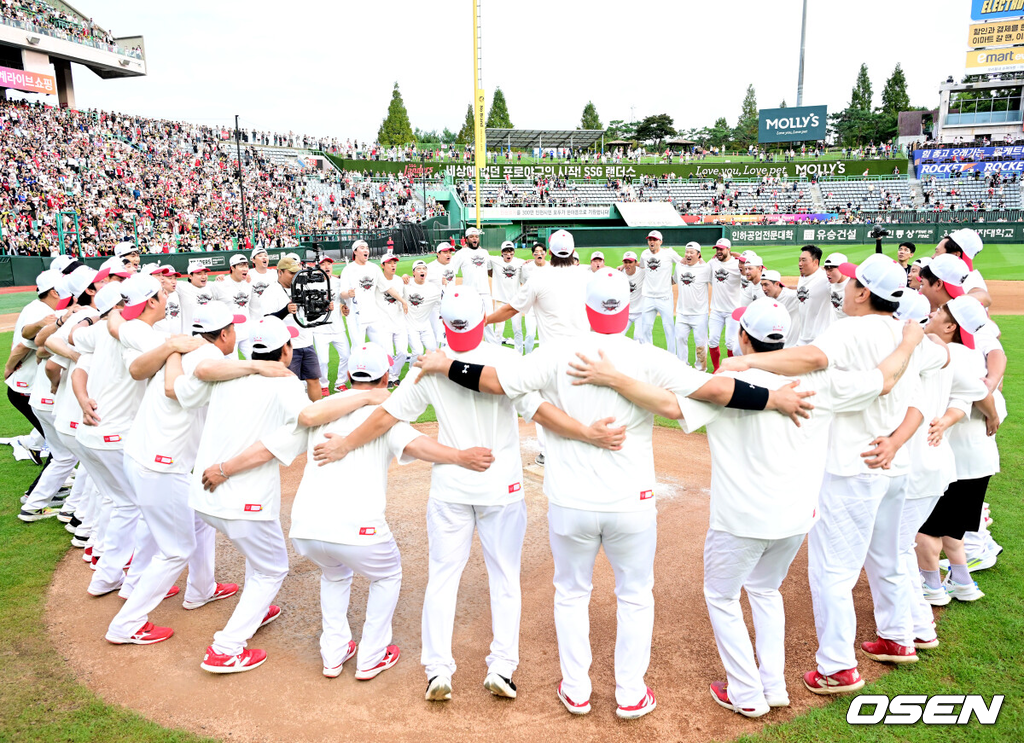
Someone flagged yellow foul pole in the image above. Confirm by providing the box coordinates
[471,0,485,229]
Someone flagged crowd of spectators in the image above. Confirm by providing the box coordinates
[0,100,426,258]
[1,0,143,58]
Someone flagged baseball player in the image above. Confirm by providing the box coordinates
[426,242,456,346]
[152,266,183,335]
[115,241,141,272]
[706,238,743,370]
[934,228,985,294]
[823,253,849,320]
[908,257,932,292]
[489,242,525,352]
[377,252,410,387]
[759,270,802,348]
[796,245,834,345]
[451,227,498,344]
[919,253,972,312]
[620,251,645,339]
[738,253,765,306]
[404,260,442,360]
[589,251,605,272]
[212,254,253,355]
[177,316,311,674]
[412,271,814,718]
[339,240,408,348]
[313,287,624,702]
[516,244,547,353]
[674,242,711,370]
[567,296,923,717]
[722,254,930,693]
[246,246,278,328]
[311,256,352,396]
[176,260,215,339]
[637,230,682,353]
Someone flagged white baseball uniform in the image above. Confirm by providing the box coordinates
[247,268,278,320]
[426,258,456,346]
[706,256,743,352]
[623,267,645,337]
[674,262,711,365]
[176,281,215,341]
[213,276,253,353]
[339,261,389,346]
[776,287,803,348]
[516,260,546,352]
[797,268,833,345]
[490,256,525,352]
[384,343,539,682]
[157,290,182,335]
[451,245,498,344]
[637,247,682,352]
[377,275,409,381]
[829,279,848,320]
[404,280,441,358]
[313,276,352,389]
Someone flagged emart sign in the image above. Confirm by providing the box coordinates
[966,46,1024,73]
[758,105,827,144]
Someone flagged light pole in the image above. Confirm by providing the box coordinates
[235,114,248,242]
[797,0,808,107]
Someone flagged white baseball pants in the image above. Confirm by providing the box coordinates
[365,324,408,382]
[24,410,78,512]
[675,314,709,367]
[107,457,217,640]
[79,446,151,596]
[493,302,524,353]
[808,472,911,676]
[58,432,93,530]
[407,327,438,358]
[708,309,739,352]
[639,295,676,354]
[548,503,657,708]
[421,498,527,680]
[703,528,805,709]
[481,294,500,345]
[292,536,402,673]
[314,332,351,388]
[624,311,643,338]
[429,311,446,348]
[901,495,941,642]
[199,513,289,657]
[523,311,537,353]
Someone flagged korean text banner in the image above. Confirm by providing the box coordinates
[966,45,1024,72]
[971,0,1024,22]
[0,66,56,95]
[758,105,827,144]
[968,20,1024,47]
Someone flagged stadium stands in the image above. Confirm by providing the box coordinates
[819,179,917,212]
[0,0,142,57]
[920,177,1021,212]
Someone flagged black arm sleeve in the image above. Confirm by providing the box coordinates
[267,305,290,320]
[725,381,770,410]
[447,361,484,392]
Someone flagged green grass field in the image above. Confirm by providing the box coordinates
[1,253,1021,741]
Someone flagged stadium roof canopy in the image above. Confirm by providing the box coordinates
[486,129,605,149]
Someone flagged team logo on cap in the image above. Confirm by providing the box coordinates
[449,318,469,331]
[714,269,730,283]
[601,298,621,312]
[359,277,375,290]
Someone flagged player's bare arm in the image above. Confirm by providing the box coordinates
[4,343,31,379]
[861,407,925,470]
[974,393,1001,436]
[312,407,400,465]
[531,402,627,451]
[927,407,966,447]
[202,442,276,492]
[401,436,495,472]
[719,344,829,376]
[71,366,100,426]
[297,389,391,428]
[192,358,296,382]
[45,360,62,393]
[486,303,519,326]
[106,308,125,340]
[412,350,505,394]
[129,335,204,381]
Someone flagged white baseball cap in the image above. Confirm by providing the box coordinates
[912,256,933,270]
[946,228,983,269]
[435,242,454,253]
[715,237,732,250]
[684,241,702,253]
[647,230,663,241]
[440,286,486,352]
[120,274,162,320]
[893,291,931,323]
[57,266,99,310]
[348,342,392,382]
[500,241,516,252]
[761,269,782,283]
[412,259,428,269]
[229,253,250,267]
[945,295,989,350]
[731,297,791,344]
[251,246,269,258]
[548,229,575,257]
[590,251,605,261]
[352,239,369,252]
[49,254,76,273]
[928,253,970,298]
[250,316,299,353]
[622,251,639,262]
[738,250,757,263]
[380,251,399,264]
[35,269,60,295]
[101,256,133,279]
[838,253,907,303]
[585,269,630,334]
[465,227,483,237]
[115,241,139,258]
[95,282,124,315]
[187,259,209,274]
[743,253,764,268]
[823,252,848,269]
[192,304,245,334]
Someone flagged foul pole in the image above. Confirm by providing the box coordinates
[472,0,485,229]
[796,0,807,107]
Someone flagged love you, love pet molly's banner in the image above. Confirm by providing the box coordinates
[758,105,828,144]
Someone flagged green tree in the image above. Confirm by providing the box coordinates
[880,63,911,117]
[377,82,414,146]
[486,87,513,128]
[708,117,732,148]
[580,101,602,130]
[732,84,759,147]
[779,100,788,108]
[606,118,638,141]
[635,113,675,147]
[440,127,457,145]
[851,63,873,111]
[456,104,474,144]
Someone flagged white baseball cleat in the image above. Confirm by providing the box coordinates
[617,686,657,719]
[425,674,452,701]
[182,582,239,610]
[323,641,357,678]
[556,682,590,715]
[483,672,517,698]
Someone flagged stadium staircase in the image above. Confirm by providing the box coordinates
[908,180,926,209]
[808,183,825,212]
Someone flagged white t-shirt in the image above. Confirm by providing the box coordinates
[947,343,1003,481]
[51,308,100,436]
[7,299,52,394]
[812,314,930,477]
[675,263,711,316]
[797,268,833,345]
[284,397,422,545]
[639,247,681,299]
[451,246,492,295]
[30,306,97,413]
[497,332,707,511]
[180,374,309,521]
[510,265,590,343]
[247,269,278,319]
[213,277,253,340]
[829,279,848,320]
[176,280,215,339]
[260,280,313,349]
[340,261,390,327]
[75,319,165,450]
[740,275,766,307]
[384,343,537,506]
[707,256,743,313]
[676,367,884,539]
[156,290,182,335]
[426,258,456,289]
[624,268,645,314]
[776,287,802,348]
[490,256,524,303]
[125,343,225,474]
[404,280,442,332]
[963,269,986,294]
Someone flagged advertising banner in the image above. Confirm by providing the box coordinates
[965,45,1024,73]
[474,88,487,169]
[968,20,1024,47]
[758,105,827,144]
[0,65,56,95]
[478,206,612,220]
[971,0,1024,22]
[914,147,1024,177]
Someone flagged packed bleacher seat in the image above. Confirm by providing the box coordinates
[0,0,142,57]
[920,175,1021,211]
[820,180,917,212]
[0,100,426,258]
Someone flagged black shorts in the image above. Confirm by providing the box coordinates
[288,345,321,381]
[918,476,991,540]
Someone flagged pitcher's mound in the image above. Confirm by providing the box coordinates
[46,421,890,742]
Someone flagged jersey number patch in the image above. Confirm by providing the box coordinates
[244,504,262,512]
[640,490,654,500]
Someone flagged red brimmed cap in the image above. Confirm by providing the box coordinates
[731,298,791,343]
[838,254,907,303]
[348,343,392,381]
[929,253,969,299]
[440,287,486,352]
[945,295,988,350]
[120,274,162,320]
[585,269,630,334]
